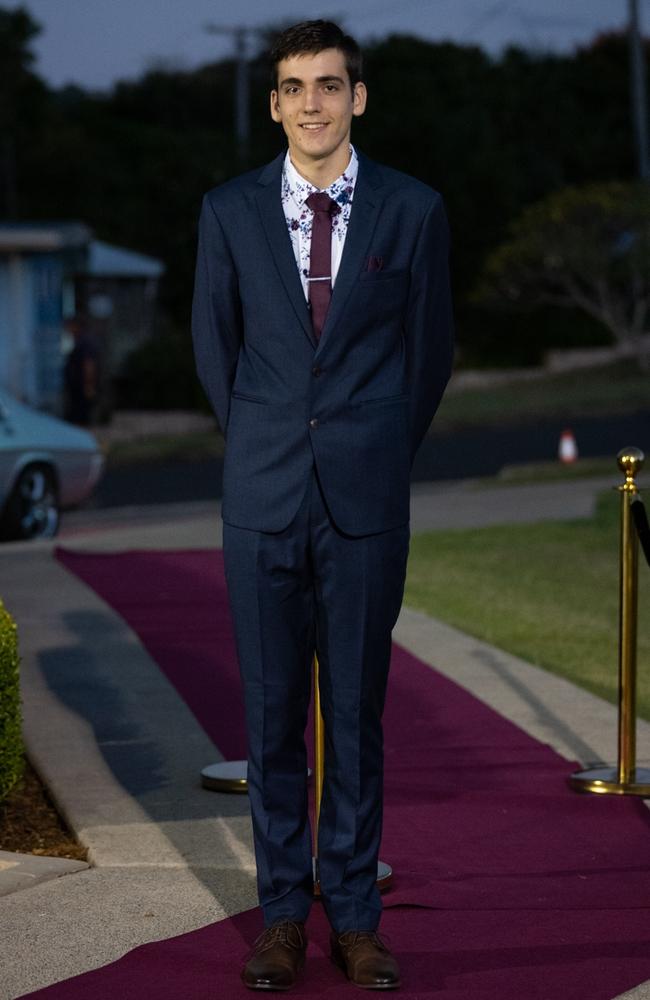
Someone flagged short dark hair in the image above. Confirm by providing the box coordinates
[270,20,363,90]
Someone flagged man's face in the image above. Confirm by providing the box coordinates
[270,48,367,166]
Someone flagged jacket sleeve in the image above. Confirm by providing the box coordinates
[404,193,454,462]
[191,194,243,436]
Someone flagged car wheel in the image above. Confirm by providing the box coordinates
[0,464,60,541]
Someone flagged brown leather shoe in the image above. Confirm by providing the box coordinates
[330,930,401,990]
[241,920,307,991]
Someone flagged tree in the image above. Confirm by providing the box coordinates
[0,5,47,217]
[4,12,648,371]
[0,5,42,119]
[473,181,650,361]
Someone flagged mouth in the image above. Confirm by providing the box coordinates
[299,123,328,133]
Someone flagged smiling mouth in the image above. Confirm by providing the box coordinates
[300,123,328,131]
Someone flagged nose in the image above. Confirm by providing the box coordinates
[303,85,322,113]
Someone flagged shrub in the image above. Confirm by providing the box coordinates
[115,327,210,411]
[0,601,23,803]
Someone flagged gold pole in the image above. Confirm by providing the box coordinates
[313,655,325,856]
[570,446,650,796]
[617,450,640,784]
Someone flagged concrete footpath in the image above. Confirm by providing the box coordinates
[0,475,648,999]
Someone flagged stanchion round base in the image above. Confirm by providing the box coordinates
[374,859,393,892]
[312,858,392,897]
[201,760,248,793]
[569,766,650,797]
[201,762,313,793]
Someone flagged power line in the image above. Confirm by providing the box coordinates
[204,24,266,167]
[462,2,514,41]
[347,0,456,23]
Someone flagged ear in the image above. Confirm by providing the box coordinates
[352,81,367,118]
[270,90,282,123]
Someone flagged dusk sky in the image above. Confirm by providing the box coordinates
[5,0,647,91]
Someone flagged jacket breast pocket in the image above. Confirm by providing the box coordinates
[358,268,409,283]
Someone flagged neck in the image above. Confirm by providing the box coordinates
[289,142,352,189]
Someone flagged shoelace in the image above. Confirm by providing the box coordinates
[250,920,305,955]
[337,930,391,954]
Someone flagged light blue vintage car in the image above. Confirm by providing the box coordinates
[0,392,104,541]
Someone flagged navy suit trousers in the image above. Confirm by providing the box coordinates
[222,467,409,931]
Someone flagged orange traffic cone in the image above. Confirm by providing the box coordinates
[558,429,578,464]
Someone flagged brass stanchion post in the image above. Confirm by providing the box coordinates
[570,446,650,796]
[312,653,325,886]
[618,448,639,786]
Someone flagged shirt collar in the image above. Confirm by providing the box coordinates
[283,145,358,212]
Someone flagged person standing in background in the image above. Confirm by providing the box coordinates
[63,315,99,426]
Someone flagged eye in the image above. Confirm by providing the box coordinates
[324,84,339,92]
[284,86,300,95]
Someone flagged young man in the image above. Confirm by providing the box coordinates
[192,20,453,991]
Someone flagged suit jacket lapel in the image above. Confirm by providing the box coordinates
[255,154,316,348]
[316,153,384,352]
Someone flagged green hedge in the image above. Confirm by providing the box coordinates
[0,601,23,803]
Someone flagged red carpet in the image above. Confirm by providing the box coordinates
[27,547,650,999]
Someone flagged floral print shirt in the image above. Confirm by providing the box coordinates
[281,145,359,300]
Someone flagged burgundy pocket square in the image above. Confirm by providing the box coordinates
[365,255,384,272]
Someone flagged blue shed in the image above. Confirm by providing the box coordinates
[0,223,164,415]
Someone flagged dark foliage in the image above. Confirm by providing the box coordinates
[1,8,644,388]
[0,601,22,804]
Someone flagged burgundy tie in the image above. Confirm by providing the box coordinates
[306,192,338,341]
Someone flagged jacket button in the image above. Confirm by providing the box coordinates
[312,366,322,377]
[309,418,319,429]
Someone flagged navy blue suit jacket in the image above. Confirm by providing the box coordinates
[192,149,453,537]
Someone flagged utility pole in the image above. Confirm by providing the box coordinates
[2,137,18,217]
[628,0,650,180]
[205,24,264,168]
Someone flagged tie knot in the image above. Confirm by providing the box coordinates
[306,192,338,215]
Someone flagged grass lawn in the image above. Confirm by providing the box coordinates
[479,457,616,487]
[405,491,650,719]
[105,430,224,466]
[435,361,650,431]
[99,362,648,469]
